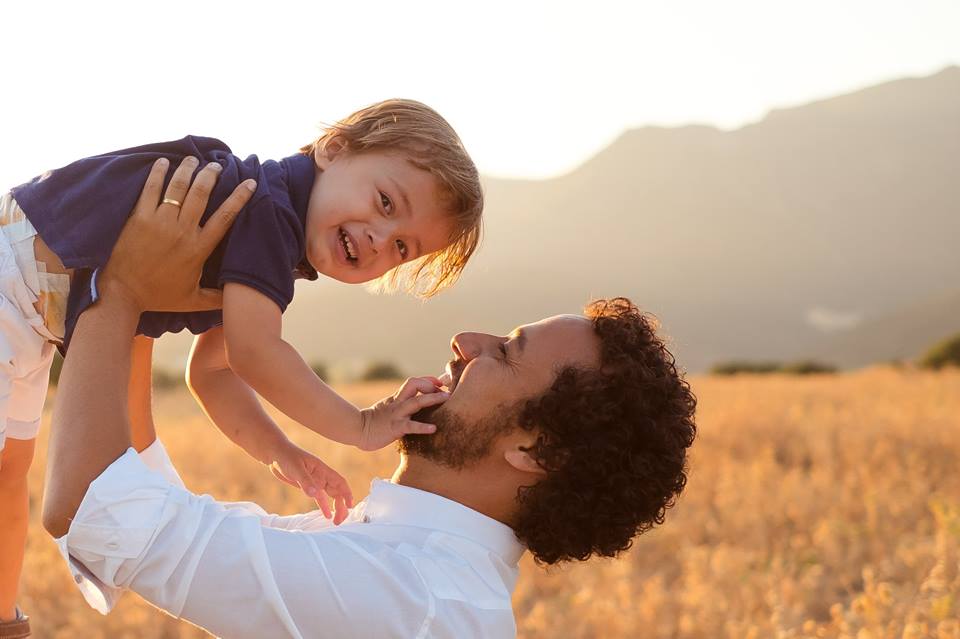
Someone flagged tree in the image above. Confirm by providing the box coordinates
[919,333,960,370]
[361,361,404,381]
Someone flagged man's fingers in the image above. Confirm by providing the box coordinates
[133,158,169,216]
[198,179,256,252]
[190,288,224,311]
[161,156,199,214]
[179,161,222,226]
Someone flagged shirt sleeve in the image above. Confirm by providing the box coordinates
[217,194,304,312]
[56,450,433,639]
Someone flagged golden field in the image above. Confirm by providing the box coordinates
[17,368,960,638]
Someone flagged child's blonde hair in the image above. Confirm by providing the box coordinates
[301,99,483,298]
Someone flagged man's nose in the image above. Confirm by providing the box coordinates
[451,332,481,361]
[451,332,503,361]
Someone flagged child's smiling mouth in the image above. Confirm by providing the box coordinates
[338,227,359,265]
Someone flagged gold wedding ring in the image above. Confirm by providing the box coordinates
[162,198,182,207]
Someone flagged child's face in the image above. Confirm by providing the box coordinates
[304,147,454,284]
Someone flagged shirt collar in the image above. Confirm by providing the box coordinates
[277,152,319,280]
[362,479,526,566]
[278,152,316,229]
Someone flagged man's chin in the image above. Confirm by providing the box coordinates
[397,406,443,457]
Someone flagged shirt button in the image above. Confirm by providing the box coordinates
[106,539,120,551]
[362,515,371,523]
[75,574,84,584]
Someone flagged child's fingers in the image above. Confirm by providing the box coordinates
[400,420,438,436]
[333,496,349,526]
[314,492,333,520]
[397,389,450,418]
[394,377,445,401]
[270,465,299,489]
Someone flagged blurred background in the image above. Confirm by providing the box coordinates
[4,1,960,637]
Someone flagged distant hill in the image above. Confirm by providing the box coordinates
[807,289,960,368]
[155,67,960,376]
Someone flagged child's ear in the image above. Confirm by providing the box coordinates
[314,135,348,170]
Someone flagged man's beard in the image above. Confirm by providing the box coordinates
[399,403,515,470]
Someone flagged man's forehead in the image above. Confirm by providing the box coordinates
[515,314,599,366]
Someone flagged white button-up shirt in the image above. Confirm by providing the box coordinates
[56,441,524,638]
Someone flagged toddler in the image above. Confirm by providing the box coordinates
[0,99,482,633]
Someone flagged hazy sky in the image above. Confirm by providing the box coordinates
[2,0,958,184]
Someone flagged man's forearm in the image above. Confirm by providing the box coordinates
[43,295,140,537]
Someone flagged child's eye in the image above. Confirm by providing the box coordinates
[396,239,408,260]
[379,191,393,215]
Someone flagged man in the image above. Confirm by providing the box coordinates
[41,160,696,638]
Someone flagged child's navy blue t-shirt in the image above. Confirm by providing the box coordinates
[10,135,318,348]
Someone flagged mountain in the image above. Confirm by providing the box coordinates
[807,289,960,368]
[155,66,960,375]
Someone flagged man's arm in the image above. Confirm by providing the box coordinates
[129,335,157,453]
[42,157,255,537]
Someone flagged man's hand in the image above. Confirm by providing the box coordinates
[269,441,354,525]
[100,156,257,313]
[357,377,448,452]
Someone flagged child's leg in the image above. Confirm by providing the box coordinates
[0,339,54,622]
[0,436,34,622]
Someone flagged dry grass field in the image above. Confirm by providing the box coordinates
[16,368,960,638]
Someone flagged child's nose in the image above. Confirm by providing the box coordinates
[366,221,397,255]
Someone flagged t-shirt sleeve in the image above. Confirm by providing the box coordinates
[217,195,304,312]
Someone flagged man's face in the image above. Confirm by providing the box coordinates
[401,314,601,466]
[304,148,453,284]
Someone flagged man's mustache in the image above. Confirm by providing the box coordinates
[449,358,466,389]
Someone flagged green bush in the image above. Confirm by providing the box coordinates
[49,352,182,391]
[310,361,328,381]
[153,368,182,391]
[360,361,404,381]
[710,360,837,376]
[919,333,960,370]
[780,360,837,375]
[710,361,781,376]
[49,352,64,386]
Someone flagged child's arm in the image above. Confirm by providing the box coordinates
[128,335,158,452]
[187,327,352,521]
[222,283,446,451]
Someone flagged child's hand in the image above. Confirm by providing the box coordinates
[270,442,353,525]
[357,377,449,452]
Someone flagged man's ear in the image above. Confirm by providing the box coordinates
[504,447,547,476]
[313,135,348,170]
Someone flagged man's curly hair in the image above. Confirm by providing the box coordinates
[512,297,697,565]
